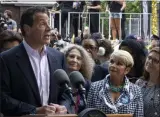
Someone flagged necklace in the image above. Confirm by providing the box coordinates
[109,83,125,92]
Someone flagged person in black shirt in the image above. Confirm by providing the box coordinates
[107,0,126,41]
[87,1,101,34]
[72,1,85,37]
[59,1,85,38]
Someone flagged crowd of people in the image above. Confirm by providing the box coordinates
[0,3,160,117]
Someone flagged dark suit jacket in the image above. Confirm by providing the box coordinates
[91,65,109,82]
[0,43,66,116]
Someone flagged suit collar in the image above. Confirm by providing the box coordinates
[16,44,60,105]
[16,43,41,105]
[47,47,59,103]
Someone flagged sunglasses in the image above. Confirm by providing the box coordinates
[83,45,97,51]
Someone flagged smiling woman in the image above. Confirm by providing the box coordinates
[62,44,95,80]
[136,47,160,117]
[61,44,95,114]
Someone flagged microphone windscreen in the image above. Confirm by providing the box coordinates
[53,69,70,86]
[69,71,85,88]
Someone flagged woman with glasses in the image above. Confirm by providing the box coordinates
[82,38,109,82]
[136,47,160,117]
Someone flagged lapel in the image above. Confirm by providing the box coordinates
[16,43,41,105]
[47,48,59,103]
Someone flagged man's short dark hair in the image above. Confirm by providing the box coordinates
[20,6,49,36]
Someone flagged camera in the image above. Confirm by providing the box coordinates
[0,13,12,33]
[0,13,7,32]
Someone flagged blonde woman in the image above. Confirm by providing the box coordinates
[87,50,144,117]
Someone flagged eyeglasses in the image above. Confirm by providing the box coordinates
[147,56,160,64]
[83,45,97,51]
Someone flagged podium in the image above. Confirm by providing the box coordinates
[18,114,133,117]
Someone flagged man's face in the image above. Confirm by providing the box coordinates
[26,12,51,47]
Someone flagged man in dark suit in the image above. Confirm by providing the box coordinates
[0,6,67,116]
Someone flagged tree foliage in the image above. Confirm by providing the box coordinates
[100,0,141,13]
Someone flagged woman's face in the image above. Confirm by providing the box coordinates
[66,48,82,71]
[145,52,160,74]
[109,55,130,78]
[82,39,98,59]
[151,40,159,49]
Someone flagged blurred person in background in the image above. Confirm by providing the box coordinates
[91,32,103,40]
[125,35,148,55]
[107,0,126,42]
[59,1,85,38]
[97,39,114,69]
[3,10,17,32]
[0,30,22,53]
[136,47,160,117]
[74,30,82,45]
[87,0,101,34]
[87,50,144,117]
[82,26,91,40]
[48,29,58,48]
[119,39,146,83]
[82,38,108,82]
[149,34,160,50]
[61,44,95,113]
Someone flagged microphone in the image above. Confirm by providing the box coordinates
[53,69,75,106]
[69,71,87,107]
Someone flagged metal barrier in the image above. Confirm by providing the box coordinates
[49,11,152,39]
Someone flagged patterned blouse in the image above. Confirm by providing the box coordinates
[87,74,144,117]
[136,79,160,117]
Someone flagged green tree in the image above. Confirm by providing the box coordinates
[125,1,142,13]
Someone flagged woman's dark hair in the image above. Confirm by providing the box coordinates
[143,47,160,81]
[119,39,146,77]
[20,6,48,36]
[97,39,113,57]
[0,30,23,51]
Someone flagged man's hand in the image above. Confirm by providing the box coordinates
[36,105,56,115]
[49,103,67,114]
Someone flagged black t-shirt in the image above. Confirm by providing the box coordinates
[59,1,85,12]
[89,1,101,12]
[108,1,122,12]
